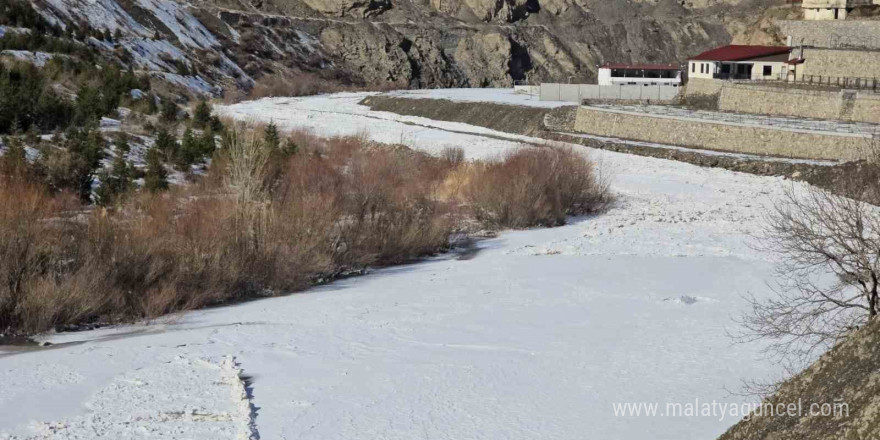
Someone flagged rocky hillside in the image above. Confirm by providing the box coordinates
[21,0,799,96]
[718,318,880,440]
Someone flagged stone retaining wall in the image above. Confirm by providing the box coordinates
[718,84,841,120]
[779,20,880,50]
[800,47,880,79]
[686,79,880,124]
[572,106,871,161]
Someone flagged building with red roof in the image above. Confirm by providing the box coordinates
[597,63,682,87]
[688,45,793,81]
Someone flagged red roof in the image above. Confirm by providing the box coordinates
[690,45,791,62]
[601,63,680,70]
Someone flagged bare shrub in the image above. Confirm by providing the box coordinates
[245,72,346,101]
[737,183,880,367]
[0,131,610,334]
[440,146,465,167]
[462,146,611,228]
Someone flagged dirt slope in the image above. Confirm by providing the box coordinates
[718,319,880,440]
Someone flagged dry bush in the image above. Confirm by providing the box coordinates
[0,178,79,332]
[0,130,609,335]
[461,146,611,228]
[245,72,348,101]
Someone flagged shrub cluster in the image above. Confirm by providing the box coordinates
[460,147,611,227]
[0,128,611,335]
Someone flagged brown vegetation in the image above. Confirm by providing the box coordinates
[0,127,609,335]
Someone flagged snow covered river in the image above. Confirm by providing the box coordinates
[0,90,796,439]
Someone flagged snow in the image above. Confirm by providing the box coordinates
[0,91,806,439]
[0,51,55,67]
[152,72,222,97]
[387,88,574,108]
[134,0,219,49]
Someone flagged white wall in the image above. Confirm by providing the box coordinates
[688,61,788,80]
[599,67,682,86]
[688,61,717,79]
[539,83,681,103]
[805,7,847,19]
[598,68,612,86]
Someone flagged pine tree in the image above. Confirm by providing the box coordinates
[160,98,178,123]
[176,128,198,170]
[192,100,212,129]
[96,153,132,206]
[143,147,169,193]
[264,121,280,151]
[154,128,178,161]
[1,135,28,175]
[198,128,216,157]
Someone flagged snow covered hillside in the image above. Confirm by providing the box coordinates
[0,91,800,439]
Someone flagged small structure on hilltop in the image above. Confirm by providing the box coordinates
[688,45,792,81]
[801,0,878,21]
[597,63,682,86]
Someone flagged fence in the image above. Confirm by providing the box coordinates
[715,73,880,91]
[539,83,681,103]
[797,75,879,91]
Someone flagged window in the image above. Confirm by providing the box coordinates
[700,64,705,74]
[763,65,772,76]
[691,63,695,73]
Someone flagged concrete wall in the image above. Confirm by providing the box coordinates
[539,83,680,103]
[572,106,872,161]
[514,85,538,95]
[780,20,880,49]
[799,47,880,79]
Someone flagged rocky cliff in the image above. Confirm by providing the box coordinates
[28,0,798,96]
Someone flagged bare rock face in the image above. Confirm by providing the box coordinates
[319,25,411,85]
[299,0,391,17]
[29,0,791,97]
[454,33,514,86]
[429,0,537,22]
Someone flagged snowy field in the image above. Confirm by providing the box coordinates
[0,90,802,439]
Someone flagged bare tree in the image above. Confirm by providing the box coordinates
[738,183,880,367]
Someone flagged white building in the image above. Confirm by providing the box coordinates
[597,64,682,87]
[802,0,876,20]
[688,45,792,81]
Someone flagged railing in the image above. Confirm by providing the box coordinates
[797,75,879,91]
[710,72,880,92]
[713,73,787,81]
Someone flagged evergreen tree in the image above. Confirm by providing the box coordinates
[192,100,212,129]
[115,133,130,154]
[176,128,198,170]
[143,146,168,193]
[64,124,106,202]
[154,128,178,161]
[198,128,216,157]
[160,98,178,123]
[1,135,28,175]
[95,153,132,206]
[264,121,280,151]
[145,93,158,114]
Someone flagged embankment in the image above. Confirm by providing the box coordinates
[684,78,880,124]
[361,95,880,202]
[572,106,870,162]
